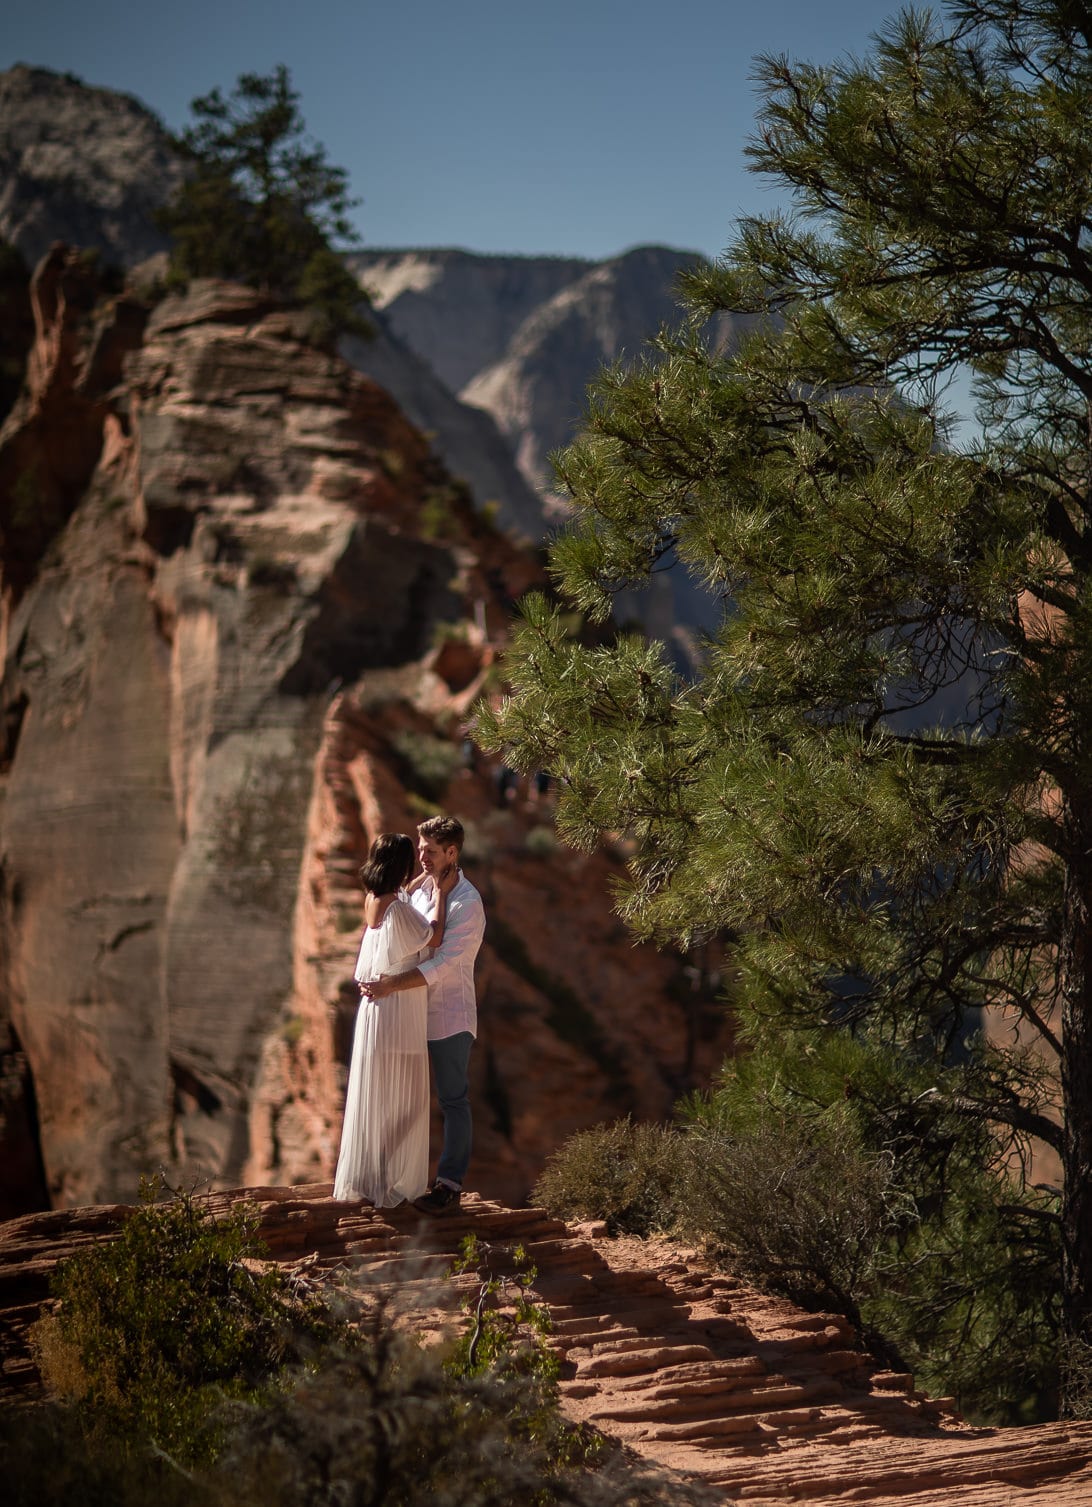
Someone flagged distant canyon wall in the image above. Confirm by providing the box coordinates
[352,244,738,650]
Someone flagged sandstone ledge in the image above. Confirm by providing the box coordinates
[2,1187,1091,1505]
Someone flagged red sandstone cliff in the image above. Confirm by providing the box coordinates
[0,251,732,1216]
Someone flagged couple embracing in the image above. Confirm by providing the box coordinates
[333,814,485,1215]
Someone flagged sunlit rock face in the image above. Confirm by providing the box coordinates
[0,263,732,1214]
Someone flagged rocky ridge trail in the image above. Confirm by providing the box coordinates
[2,1188,1091,1504]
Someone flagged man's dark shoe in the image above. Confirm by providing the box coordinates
[414,1182,461,1215]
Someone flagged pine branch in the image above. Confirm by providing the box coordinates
[923,1088,1064,1153]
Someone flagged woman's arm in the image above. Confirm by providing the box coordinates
[364,868,461,1000]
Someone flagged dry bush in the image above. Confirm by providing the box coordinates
[677,1101,903,1325]
[533,1118,682,1236]
[30,1312,93,1403]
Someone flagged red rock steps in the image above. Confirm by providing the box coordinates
[4,1188,1092,1504]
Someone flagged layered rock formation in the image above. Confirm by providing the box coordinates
[0,254,731,1216]
[4,1188,1092,1505]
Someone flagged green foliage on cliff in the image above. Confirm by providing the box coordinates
[533,1118,681,1237]
[481,0,1092,1411]
[157,65,369,341]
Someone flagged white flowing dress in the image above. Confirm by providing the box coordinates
[333,897,432,1205]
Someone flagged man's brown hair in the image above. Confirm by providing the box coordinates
[417,814,464,852]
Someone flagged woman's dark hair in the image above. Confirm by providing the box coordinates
[359,833,415,896]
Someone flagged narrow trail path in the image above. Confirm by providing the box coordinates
[2,1186,1091,1504]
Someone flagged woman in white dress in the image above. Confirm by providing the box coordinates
[333,833,451,1205]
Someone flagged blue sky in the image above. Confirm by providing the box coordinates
[6,0,896,261]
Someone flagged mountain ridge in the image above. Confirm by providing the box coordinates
[0,65,729,650]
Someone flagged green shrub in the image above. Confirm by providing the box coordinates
[533,1118,681,1236]
[679,1027,1064,1422]
[524,825,559,859]
[449,1234,556,1382]
[419,482,470,541]
[1061,1335,1092,1422]
[447,1233,602,1480]
[432,618,471,648]
[1,1403,198,1507]
[206,1294,716,1507]
[390,728,463,801]
[867,1176,1061,1422]
[37,1182,343,1463]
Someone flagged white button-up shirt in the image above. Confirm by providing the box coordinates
[410,872,485,1041]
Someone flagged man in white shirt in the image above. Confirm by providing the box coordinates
[361,814,485,1214]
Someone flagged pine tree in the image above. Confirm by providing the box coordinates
[157,65,369,339]
[481,0,1092,1406]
